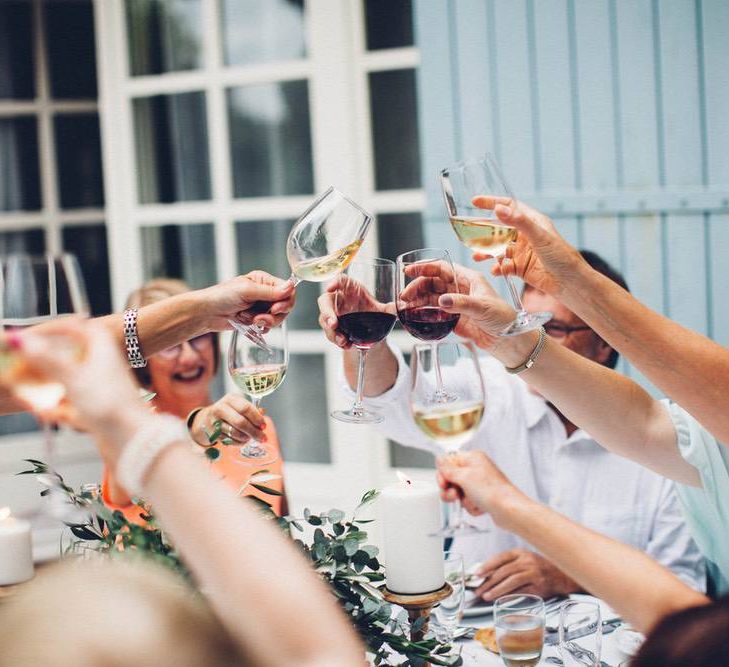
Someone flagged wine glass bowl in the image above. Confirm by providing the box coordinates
[228,323,288,464]
[330,257,396,424]
[440,154,552,336]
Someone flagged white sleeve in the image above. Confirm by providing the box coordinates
[644,476,706,592]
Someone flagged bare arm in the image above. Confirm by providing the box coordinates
[437,452,708,634]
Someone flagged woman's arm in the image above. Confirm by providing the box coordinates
[437,451,708,633]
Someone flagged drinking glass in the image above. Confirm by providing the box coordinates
[0,253,89,521]
[330,257,396,424]
[494,594,546,667]
[440,153,552,335]
[558,600,602,667]
[396,248,460,403]
[433,551,465,643]
[228,322,288,464]
[409,341,486,537]
[234,187,373,347]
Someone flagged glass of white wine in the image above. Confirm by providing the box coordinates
[0,253,90,521]
[409,341,486,537]
[440,153,552,335]
[233,187,373,347]
[228,322,288,464]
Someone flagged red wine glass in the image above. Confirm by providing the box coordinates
[396,248,460,403]
[330,257,396,424]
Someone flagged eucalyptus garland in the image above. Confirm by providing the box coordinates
[19,460,462,666]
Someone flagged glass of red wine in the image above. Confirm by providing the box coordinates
[330,257,397,424]
[396,248,460,403]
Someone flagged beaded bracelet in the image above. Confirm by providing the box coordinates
[123,308,147,369]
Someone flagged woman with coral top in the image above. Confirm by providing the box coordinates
[103,279,288,521]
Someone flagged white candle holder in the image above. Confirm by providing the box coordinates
[382,582,453,644]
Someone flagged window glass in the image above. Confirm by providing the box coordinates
[365,0,413,51]
[62,224,111,316]
[126,0,203,76]
[0,117,41,212]
[228,81,313,198]
[376,212,424,262]
[140,223,217,288]
[369,69,421,190]
[0,228,45,256]
[45,0,97,99]
[221,0,305,66]
[234,219,319,329]
[265,353,331,463]
[133,92,211,203]
[54,114,105,209]
[0,2,35,99]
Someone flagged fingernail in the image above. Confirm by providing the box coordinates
[328,317,337,327]
[260,421,267,431]
[6,333,22,350]
[440,295,454,308]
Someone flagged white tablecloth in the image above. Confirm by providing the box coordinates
[457,595,631,666]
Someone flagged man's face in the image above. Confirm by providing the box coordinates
[521,288,612,365]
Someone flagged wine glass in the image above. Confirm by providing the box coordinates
[409,341,486,537]
[559,600,602,667]
[0,253,90,521]
[330,257,396,424]
[440,153,552,335]
[396,248,460,403]
[233,187,373,347]
[494,594,546,667]
[433,551,465,643]
[228,322,288,464]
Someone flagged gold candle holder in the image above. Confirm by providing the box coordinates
[381,582,453,643]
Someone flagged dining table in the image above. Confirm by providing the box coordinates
[455,594,633,666]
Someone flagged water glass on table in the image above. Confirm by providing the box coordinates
[494,594,545,667]
[433,552,465,642]
[559,599,602,666]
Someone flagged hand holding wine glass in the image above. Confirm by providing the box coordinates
[328,258,396,424]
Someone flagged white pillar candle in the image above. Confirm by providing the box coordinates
[379,476,444,594]
[0,507,34,586]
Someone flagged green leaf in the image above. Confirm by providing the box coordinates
[307,515,322,526]
[204,447,221,460]
[250,482,283,496]
[328,508,345,523]
[333,522,345,536]
[343,537,359,556]
[313,528,327,545]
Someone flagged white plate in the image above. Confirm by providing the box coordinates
[615,626,645,656]
[461,590,494,618]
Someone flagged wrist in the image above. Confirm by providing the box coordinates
[490,329,541,367]
[488,486,533,531]
[95,408,158,468]
[187,407,211,447]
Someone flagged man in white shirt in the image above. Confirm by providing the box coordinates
[319,251,705,601]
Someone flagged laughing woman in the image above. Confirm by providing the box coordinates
[102,279,288,520]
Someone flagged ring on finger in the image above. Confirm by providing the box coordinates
[226,423,234,437]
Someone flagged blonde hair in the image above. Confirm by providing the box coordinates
[0,557,245,666]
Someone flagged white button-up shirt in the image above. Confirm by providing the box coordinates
[346,343,705,591]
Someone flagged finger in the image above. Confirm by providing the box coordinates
[223,394,266,430]
[472,195,515,211]
[243,280,295,305]
[218,404,265,441]
[480,573,531,602]
[493,203,554,248]
[478,550,521,577]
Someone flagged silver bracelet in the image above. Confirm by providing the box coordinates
[116,414,190,497]
[123,308,147,369]
[505,327,547,375]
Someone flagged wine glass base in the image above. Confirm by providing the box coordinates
[239,444,278,466]
[330,409,384,424]
[500,311,552,337]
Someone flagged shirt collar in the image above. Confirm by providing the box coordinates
[523,392,596,445]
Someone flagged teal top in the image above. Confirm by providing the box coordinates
[668,400,729,596]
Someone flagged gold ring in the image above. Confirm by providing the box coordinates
[226,423,233,437]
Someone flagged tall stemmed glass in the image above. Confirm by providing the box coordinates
[0,254,89,521]
[409,341,486,537]
[234,187,373,347]
[228,322,288,464]
[330,257,396,424]
[440,153,552,335]
[396,248,460,404]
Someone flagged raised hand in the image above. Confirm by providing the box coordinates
[471,196,585,298]
[189,393,267,446]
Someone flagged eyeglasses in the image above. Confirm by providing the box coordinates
[157,333,213,359]
[543,322,592,339]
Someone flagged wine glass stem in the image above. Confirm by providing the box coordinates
[351,347,368,416]
[432,342,447,398]
[497,254,527,315]
[449,497,464,532]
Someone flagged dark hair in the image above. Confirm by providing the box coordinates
[578,250,629,369]
[124,278,220,388]
[631,597,729,667]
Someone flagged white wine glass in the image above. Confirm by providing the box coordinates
[330,257,396,424]
[440,153,552,335]
[228,322,288,464]
[0,253,90,522]
[409,341,486,537]
[396,248,461,403]
[494,594,546,667]
[233,187,373,347]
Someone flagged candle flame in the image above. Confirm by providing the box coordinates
[395,471,412,485]
[0,507,10,522]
